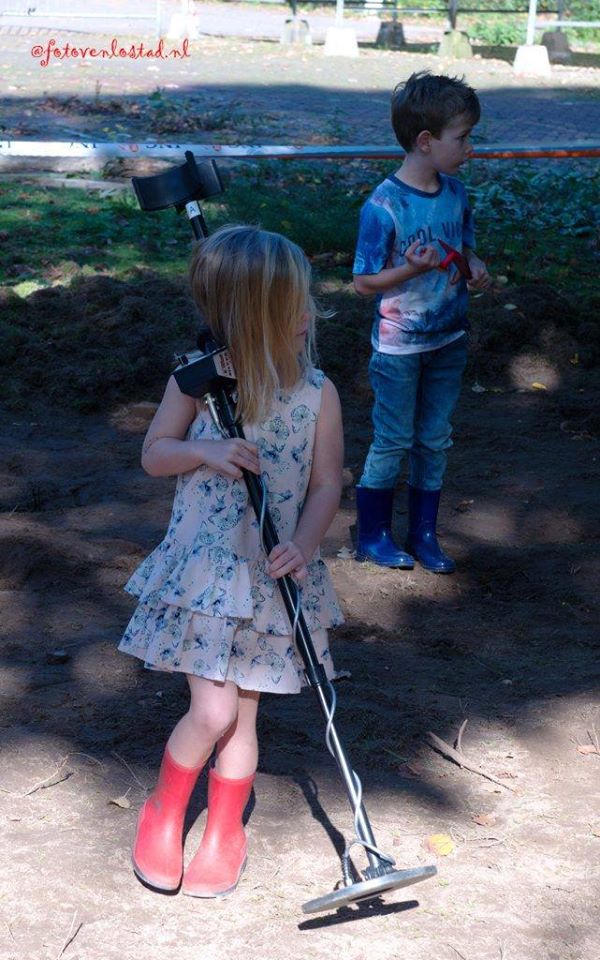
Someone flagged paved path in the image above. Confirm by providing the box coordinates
[1,2,599,149]
[0,1,444,43]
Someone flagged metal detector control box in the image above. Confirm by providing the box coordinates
[173,346,237,399]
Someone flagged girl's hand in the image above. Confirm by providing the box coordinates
[466,253,492,291]
[199,439,260,478]
[266,541,309,582]
[405,239,441,275]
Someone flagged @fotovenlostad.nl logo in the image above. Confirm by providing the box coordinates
[31,37,191,67]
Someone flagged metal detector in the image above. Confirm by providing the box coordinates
[131,152,437,914]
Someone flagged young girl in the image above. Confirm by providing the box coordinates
[119,224,344,898]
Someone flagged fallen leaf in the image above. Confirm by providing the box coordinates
[109,795,131,809]
[503,303,518,311]
[576,744,599,756]
[424,833,455,856]
[590,825,600,837]
[471,382,486,394]
[455,499,474,513]
[472,813,496,826]
[531,382,548,391]
[495,275,509,285]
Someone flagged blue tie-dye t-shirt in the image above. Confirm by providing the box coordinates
[353,173,475,354]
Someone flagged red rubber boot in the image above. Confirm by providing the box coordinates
[132,747,203,891]
[182,768,255,898]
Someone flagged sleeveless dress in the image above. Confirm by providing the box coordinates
[118,368,344,693]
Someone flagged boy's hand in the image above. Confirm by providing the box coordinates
[267,541,309,582]
[198,438,260,478]
[405,239,441,275]
[465,252,492,291]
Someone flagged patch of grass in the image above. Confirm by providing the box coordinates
[0,161,598,412]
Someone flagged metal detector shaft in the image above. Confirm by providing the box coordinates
[132,154,437,911]
[213,386,385,873]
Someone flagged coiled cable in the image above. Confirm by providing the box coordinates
[207,393,395,885]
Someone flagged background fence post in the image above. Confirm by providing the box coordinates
[448,0,458,31]
[526,0,538,45]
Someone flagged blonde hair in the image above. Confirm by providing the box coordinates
[189,224,317,424]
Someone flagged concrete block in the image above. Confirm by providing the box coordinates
[513,43,552,77]
[280,17,312,46]
[541,30,572,63]
[166,14,199,40]
[324,26,359,57]
[376,22,406,50]
[437,30,472,59]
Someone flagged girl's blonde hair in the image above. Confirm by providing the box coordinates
[189,224,317,424]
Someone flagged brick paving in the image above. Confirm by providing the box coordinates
[1,1,599,148]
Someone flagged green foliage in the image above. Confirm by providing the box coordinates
[563,1,600,16]
[469,16,524,46]
[466,162,599,245]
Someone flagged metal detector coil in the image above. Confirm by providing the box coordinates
[131,153,437,914]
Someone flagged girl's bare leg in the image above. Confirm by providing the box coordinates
[166,676,240,769]
[215,689,261,779]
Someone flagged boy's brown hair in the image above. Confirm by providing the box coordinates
[391,71,480,152]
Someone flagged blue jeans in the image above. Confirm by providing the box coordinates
[360,336,468,491]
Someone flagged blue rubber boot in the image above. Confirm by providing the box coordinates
[405,486,455,574]
[355,487,414,569]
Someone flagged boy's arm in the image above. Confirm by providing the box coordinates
[353,194,441,295]
[463,246,492,291]
[354,239,441,295]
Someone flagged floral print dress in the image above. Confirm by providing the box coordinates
[119,368,343,693]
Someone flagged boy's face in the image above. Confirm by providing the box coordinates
[428,113,474,175]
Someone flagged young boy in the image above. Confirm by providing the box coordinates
[353,71,490,574]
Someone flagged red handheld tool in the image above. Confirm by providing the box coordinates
[438,239,472,280]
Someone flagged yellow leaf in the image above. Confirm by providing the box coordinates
[531,382,547,391]
[424,833,455,856]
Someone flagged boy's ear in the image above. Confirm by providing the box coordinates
[415,129,433,153]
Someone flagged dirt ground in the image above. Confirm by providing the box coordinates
[1,28,600,960]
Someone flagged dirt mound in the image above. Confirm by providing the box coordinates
[470,281,600,378]
[1,273,199,411]
[1,274,598,418]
